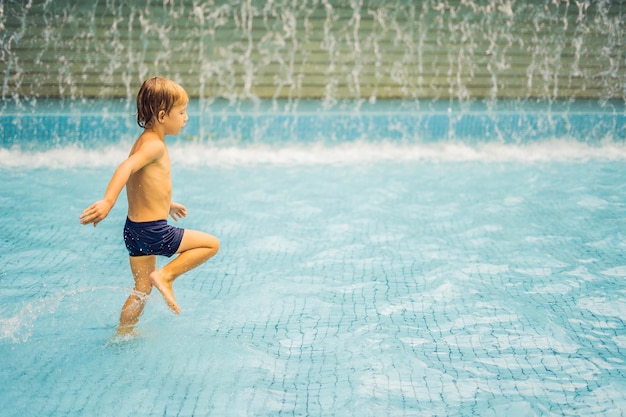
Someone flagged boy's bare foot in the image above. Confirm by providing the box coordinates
[150,270,180,314]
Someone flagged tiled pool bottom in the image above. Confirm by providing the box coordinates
[1,159,626,417]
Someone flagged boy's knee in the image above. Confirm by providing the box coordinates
[210,236,220,253]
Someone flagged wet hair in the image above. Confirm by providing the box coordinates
[136,77,188,128]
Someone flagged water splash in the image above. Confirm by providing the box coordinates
[0,295,63,343]
[0,286,127,344]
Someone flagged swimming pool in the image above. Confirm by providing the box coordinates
[1,100,626,416]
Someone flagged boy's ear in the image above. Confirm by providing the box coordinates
[158,110,166,122]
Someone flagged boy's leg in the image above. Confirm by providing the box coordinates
[150,230,219,314]
[118,255,156,335]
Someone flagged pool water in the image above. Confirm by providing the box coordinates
[1,103,626,416]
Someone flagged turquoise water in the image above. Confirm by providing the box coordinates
[1,101,626,416]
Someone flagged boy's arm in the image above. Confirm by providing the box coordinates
[169,201,187,221]
[80,140,164,227]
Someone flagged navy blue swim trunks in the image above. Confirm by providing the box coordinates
[123,217,184,257]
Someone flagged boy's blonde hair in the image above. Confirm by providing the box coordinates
[136,77,189,128]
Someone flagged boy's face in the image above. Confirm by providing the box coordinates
[162,103,188,136]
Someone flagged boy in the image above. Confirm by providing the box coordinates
[80,77,219,335]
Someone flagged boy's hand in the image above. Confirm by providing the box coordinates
[80,200,112,227]
[169,202,187,221]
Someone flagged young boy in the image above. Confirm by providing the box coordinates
[80,77,219,335]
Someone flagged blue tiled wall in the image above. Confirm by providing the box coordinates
[1,99,624,150]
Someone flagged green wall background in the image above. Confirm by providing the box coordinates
[2,0,625,101]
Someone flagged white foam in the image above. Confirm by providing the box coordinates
[2,138,626,169]
[0,144,128,169]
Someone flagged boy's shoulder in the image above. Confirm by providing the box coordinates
[131,132,167,155]
[135,130,166,145]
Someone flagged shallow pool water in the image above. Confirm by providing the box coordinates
[1,138,625,416]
